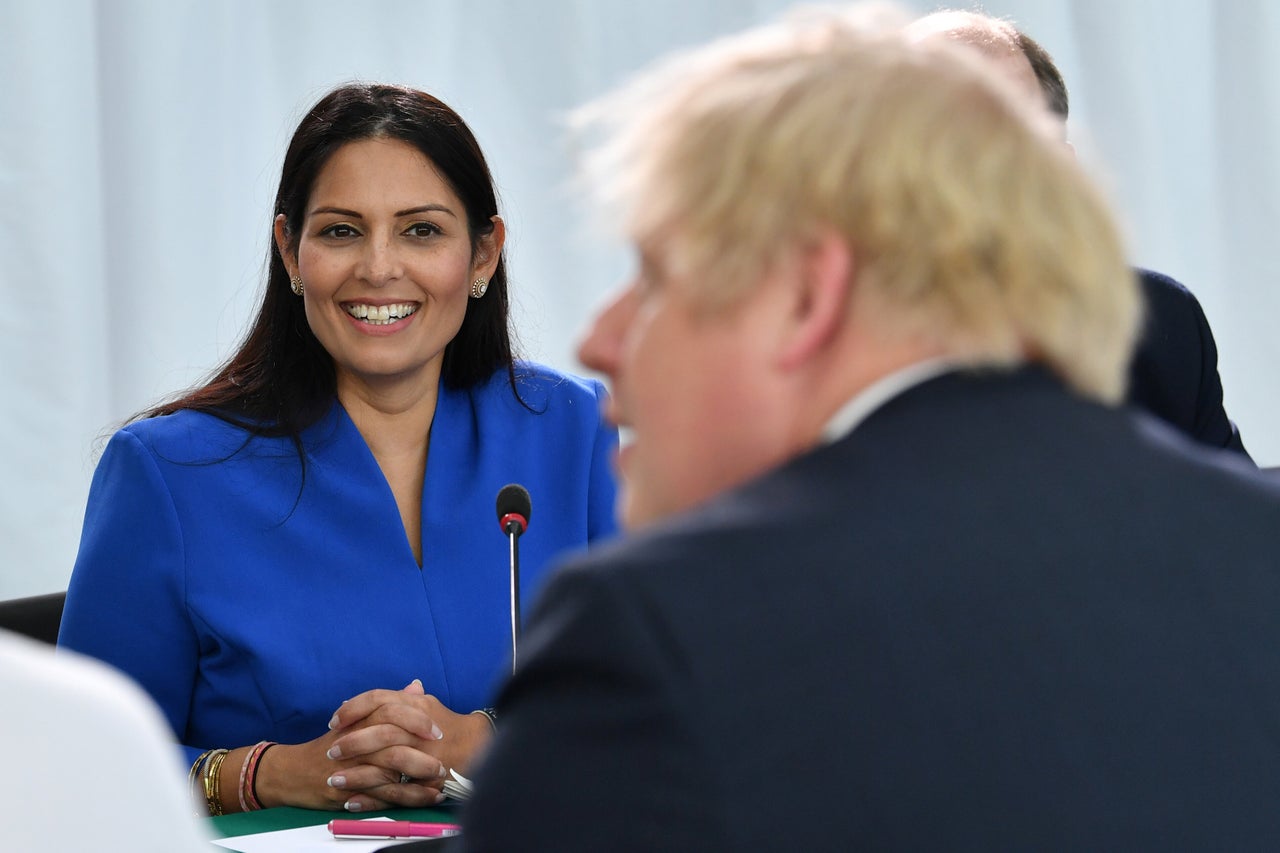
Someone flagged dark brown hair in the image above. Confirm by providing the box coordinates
[141,83,518,439]
[1016,31,1069,120]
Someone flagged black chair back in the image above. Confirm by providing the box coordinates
[0,591,67,645]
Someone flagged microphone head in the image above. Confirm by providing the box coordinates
[496,483,532,535]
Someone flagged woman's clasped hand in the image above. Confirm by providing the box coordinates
[250,679,491,812]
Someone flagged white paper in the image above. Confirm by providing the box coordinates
[211,816,427,853]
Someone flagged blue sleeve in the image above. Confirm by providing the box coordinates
[59,429,201,762]
[584,379,620,544]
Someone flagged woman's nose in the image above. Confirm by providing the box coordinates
[357,236,403,285]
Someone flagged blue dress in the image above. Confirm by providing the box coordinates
[59,363,618,762]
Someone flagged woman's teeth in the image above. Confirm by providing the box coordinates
[345,303,418,325]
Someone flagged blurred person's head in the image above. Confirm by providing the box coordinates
[906,10,1040,101]
[574,4,1138,528]
[909,10,1069,137]
[1016,29,1069,120]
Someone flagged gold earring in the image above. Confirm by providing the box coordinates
[470,278,489,299]
[290,276,304,296]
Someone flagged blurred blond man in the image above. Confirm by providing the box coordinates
[460,5,1280,850]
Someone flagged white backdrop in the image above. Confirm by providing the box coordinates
[3,0,1277,597]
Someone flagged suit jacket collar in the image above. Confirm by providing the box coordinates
[821,358,966,445]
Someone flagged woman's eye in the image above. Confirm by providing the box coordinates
[407,222,441,238]
[320,224,359,239]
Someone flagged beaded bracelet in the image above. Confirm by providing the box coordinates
[238,740,277,812]
[236,744,255,813]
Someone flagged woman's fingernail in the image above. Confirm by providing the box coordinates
[431,723,443,740]
[326,745,342,760]
[433,790,446,804]
[328,713,340,730]
[344,800,363,812]
[327,775,345,788]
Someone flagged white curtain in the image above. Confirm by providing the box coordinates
[3,0,1277,597]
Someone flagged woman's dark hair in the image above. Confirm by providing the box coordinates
[140,82,517,437]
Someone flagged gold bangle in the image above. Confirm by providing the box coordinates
[201,748,230,817]
[213,749,228,816]
[188,749,217,817]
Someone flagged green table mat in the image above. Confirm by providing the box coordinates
[211,805,460,838]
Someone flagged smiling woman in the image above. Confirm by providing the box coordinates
[57,83,618,817]
[280,137,489,416]
[275,136,505,563]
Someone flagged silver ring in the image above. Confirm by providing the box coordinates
[399,772,412,784]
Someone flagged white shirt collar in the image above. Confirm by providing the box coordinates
[820,358,962,445]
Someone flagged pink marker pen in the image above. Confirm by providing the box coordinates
[328,819,462,838]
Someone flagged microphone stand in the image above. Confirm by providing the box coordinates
[504,518,522,673]
[496,483,531,676]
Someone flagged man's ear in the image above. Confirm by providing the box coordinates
[776,231,854,371]
[272,214,299,279]
[473,215,506,279]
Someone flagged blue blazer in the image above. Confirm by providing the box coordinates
[462,367,1280,851]
[60,363,618,762]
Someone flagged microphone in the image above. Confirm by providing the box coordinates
[496,484,532,672]
[497,483,531,537]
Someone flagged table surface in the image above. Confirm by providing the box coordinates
[210,805,460,839]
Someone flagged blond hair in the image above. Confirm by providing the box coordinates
[573,3,1139,403]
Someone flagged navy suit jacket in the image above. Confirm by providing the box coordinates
[1130,268,1247,456]
[461,368,1280,851]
